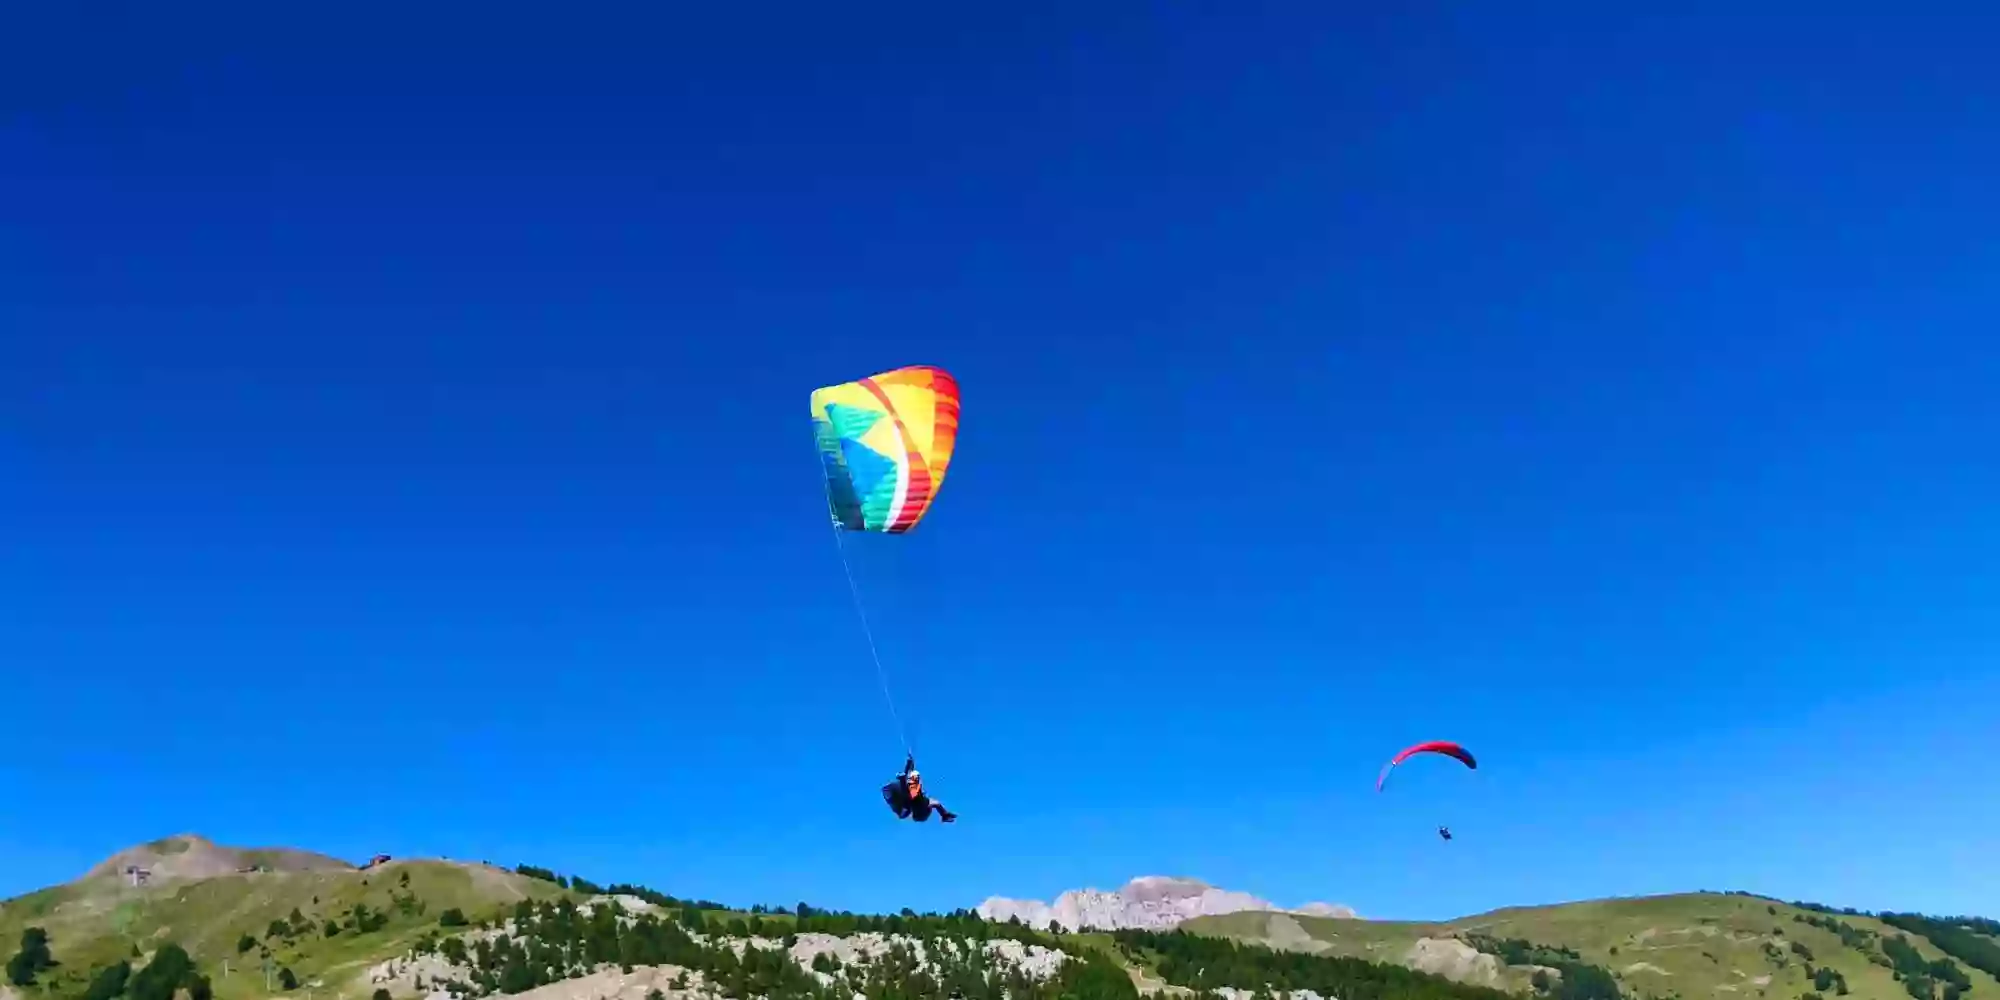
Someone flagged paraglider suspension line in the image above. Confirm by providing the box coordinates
[829,524,914,759]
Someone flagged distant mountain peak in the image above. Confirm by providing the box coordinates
[975,875,1359,931]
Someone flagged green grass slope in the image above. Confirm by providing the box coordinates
[8,843,1990,1000]
[0,858,563,1000]
[1183,894,2000,1000]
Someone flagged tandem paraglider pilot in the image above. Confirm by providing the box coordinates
[883,756,957,824]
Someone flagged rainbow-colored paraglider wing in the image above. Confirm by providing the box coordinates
[811,366,961,533]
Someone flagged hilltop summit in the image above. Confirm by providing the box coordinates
[975,875,1358,931]
[79,832,355,884]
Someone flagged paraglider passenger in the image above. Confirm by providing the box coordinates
[1438,825,1453,841]
[883,756,957,823]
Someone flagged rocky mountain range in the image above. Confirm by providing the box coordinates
[974,875,1358,931]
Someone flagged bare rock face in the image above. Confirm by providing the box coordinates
[381,915,1075,1000]
[81,833,354,884]
[975,876,1360,932]
[1259,914,1335,954]
[1403,937,1503,986]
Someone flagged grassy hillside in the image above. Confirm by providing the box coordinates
[5,842,1991,1000]
[0,859,563,1000]
[0,861,1509,1000]
[1182,893,2000,1000]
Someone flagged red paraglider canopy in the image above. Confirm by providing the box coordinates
[1376,740,1477,792]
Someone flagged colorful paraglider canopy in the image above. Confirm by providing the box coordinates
[1376,740,1477,792]
[811,365,961,533]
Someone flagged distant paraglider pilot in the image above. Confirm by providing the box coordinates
[1376,740,1477,845]
[883,756,957,823]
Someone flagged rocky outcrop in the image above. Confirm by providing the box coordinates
[1258,914,1335,954]
[975,876,1359,932]
[470,965,701,1000]
[378,912,1074,1000]
[1402,938,1502,986]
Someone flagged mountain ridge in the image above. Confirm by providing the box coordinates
[79,833,356,884]
[3,835,1993,1000]
[976,875,1359,931]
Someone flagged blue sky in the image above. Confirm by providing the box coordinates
[3,3,1997,921]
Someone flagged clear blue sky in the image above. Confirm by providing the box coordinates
[3,3,1996,921]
